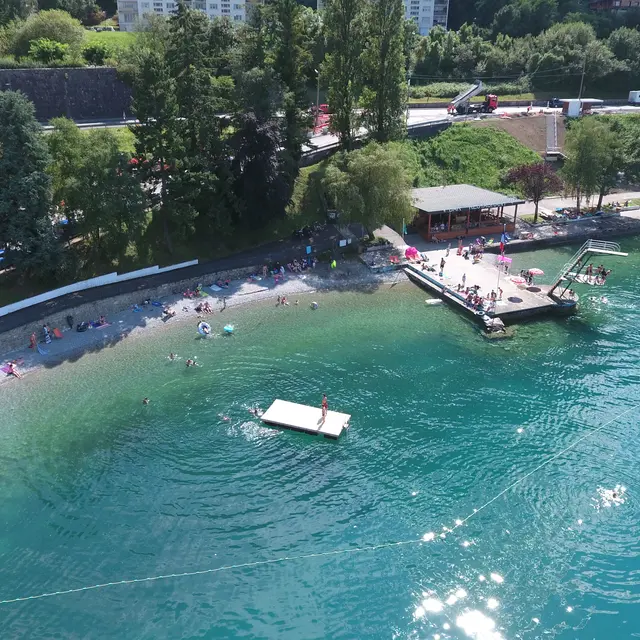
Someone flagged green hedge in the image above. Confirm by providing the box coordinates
[409,79,531,100]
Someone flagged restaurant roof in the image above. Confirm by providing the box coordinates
[412,185,524,214]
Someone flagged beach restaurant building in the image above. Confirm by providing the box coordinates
[411,185,524,242]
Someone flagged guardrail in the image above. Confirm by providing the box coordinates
[0,259,198,317]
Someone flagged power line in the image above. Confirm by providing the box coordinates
[0,402,635,606]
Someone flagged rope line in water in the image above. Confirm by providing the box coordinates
[1,402,635,606]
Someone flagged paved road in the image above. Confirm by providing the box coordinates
[46,105,640,152]
[0,226,357,334]
[518,191,640,216]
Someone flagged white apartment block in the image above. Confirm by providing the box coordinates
[315,0,448,35]
[407,0,449,35]
[118,0,249,31]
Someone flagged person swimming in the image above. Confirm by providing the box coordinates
[168,353,178,361]
[248,406,263,417]
[142,397,149,405]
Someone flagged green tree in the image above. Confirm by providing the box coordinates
[47,118,147,259]
[0,0,36,27]
[75,129,147,259]
[46,116,85,217]
[9,9,84,58]
[505,163,563,223]
[231,68,288,228]
[322,142,414,236]
[323,0,366,149]
[271,0,311,192]
[0,91,59,277]
[491,0,557,38]
[167,5,235,239]
[360,0,407,142]
[562,117,618,212]
[130,48,182,252]
[28,36,68,62]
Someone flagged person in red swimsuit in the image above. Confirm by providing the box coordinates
[321,394,328,422]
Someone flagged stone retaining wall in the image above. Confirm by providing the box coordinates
[0,67,132,121]
[0,265,257,355]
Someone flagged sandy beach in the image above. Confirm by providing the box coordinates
[0,260,406,384]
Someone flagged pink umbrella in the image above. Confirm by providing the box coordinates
[405,246,419,259]
[528,268,544,276]
[510,276,527,285]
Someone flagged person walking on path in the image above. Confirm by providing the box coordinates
[462,273,466,288]
[439,257,446,278]
[221,297,227,311]
[321,394,328,423]
[446,243,451,257]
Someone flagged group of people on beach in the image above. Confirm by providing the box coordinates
[259,256,318,283]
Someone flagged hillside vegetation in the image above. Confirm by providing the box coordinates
[289,124,541,220]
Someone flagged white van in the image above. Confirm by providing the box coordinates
[629,91,640,105]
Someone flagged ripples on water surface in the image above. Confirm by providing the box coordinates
[1,240,640,639]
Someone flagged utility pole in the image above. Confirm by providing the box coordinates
[406,72,411,126]
[578,54,586,101]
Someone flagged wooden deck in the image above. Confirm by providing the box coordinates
[260,399,350,439]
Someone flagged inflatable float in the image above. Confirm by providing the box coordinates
[198,322,212,336]
[223,324,234,334]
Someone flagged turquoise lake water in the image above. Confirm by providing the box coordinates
[1,239,640,639]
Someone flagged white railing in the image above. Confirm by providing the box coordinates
[0,259,199,317]
[549,239,622,291]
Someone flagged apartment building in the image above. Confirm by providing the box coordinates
[315,0,448,35]
[118,0,247,31]
[589,0,640,8]
[405,0,449,34]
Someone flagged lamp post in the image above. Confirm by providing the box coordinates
[315,68,320,132]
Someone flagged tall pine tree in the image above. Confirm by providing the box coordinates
[0,91,59,278]
[323,0,366,150]
[361,0,407,142]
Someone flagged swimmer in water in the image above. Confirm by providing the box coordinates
[249,405,263,417]
[185,358,194,367]
[143,397,149,405]
[613,492,618,499]
[168,352,177,361]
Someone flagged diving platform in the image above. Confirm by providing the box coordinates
[260,399,350,439]
[548,239,628,298]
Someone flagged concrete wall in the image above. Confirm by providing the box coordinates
[0,264,256,355]
[0,260,199,318]
[0,67,132,121]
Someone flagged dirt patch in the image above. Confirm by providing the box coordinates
[470,113,565,157]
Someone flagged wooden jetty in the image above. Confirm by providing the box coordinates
[260,399,350,439]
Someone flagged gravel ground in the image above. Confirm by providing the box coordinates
[0,261,406,384]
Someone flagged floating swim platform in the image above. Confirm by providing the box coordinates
[260,399,350,439]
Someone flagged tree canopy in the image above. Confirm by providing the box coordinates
[322,142,415,235]
[0,91,59,278]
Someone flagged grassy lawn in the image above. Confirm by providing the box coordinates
[102,126,136,154]
[85,30,137,53]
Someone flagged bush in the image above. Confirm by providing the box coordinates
[9,10,85,58]
[0,56,42,68]
[29,38,69,64]
[83,41,108,64]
